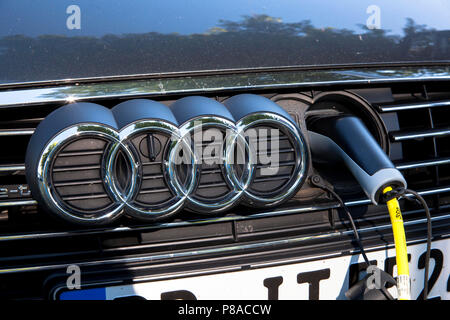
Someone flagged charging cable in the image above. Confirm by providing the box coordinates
[310,175,371,266]
[311,175,432,300]
[382,187,432,300]
[383,186,410,300]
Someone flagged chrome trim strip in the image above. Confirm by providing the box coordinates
[0,67,449,108]
[0,213,448,275]
[0,201,341,241]
[392,127,450,141]
[0,233,347,274]
[380,100,450,112]
[1,182,449,241]
[0,129,35,136]
[0,183,450,238]
[0,164,25,172]
[413,185,450,196]
[0,180,449,220]
[344,199,372,206]
[250,237,439,269]
[396,157,450,170]
[0,199,37,207]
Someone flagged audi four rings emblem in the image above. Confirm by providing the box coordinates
[25,94,309,225]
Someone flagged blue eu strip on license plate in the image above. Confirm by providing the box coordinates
[60,287,106,300]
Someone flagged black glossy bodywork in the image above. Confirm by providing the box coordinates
[1,0,449,84]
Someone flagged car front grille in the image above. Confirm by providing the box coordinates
[375,83,450,211]
[0,69,448,299]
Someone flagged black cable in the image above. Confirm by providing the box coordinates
[402,189,432,300]
[310,176,371,266]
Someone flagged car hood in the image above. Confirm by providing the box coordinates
[0,0,449,85]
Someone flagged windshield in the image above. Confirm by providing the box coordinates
[1,0,449,84]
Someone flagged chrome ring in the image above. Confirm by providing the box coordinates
[236,112,308,206]
[171,116,254,213]
[38,124,127,225]
[106,120,190,221]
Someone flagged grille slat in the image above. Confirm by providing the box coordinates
[249,136,289,143]
[391,127,450,141]
[253,175,291,183]
[0,128,35,136]
[61,193,109,201]
[142,174,165,180]
[0,199,37,207]
[201,168,222,175]
[197,181,228,189]
[379,100,450,112]
[0,164,25,172]
[52,164,102,172]
[256,148,295,157]
[256,161,296,169]
[141,161,163,166]
[58,149,105,157]
[53,179,103,187]
[139,187,171,195]
[396,157,450,170]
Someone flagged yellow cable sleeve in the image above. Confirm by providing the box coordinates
[383,186,410,300]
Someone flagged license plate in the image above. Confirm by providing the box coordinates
[58,238,449,300]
